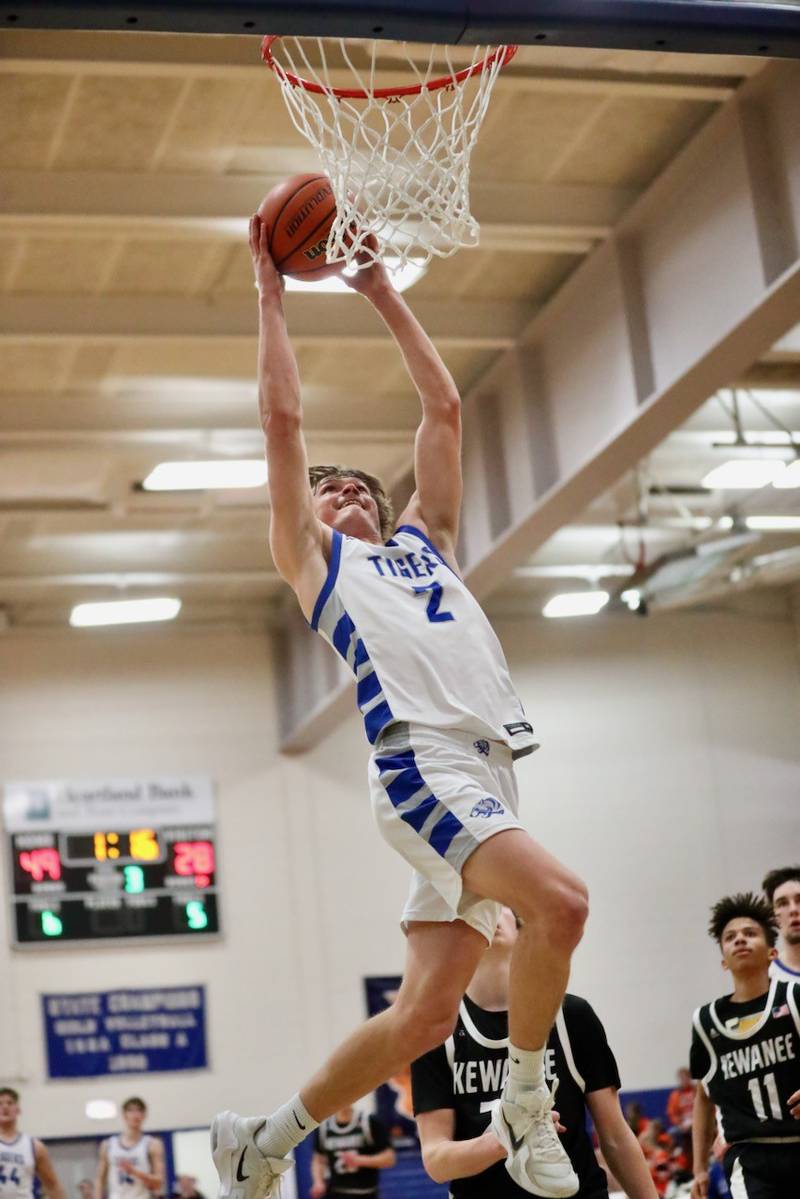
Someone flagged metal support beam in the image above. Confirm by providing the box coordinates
[277,60,800,752]
[5,3,800,58]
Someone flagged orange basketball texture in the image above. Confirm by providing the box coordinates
[258,173,341,280]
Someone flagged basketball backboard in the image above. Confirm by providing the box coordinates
[7,1,800,58]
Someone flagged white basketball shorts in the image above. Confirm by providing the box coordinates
[368,721,523,944]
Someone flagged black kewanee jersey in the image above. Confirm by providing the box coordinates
[411,993,620,1199]
[690,978,800,1145]
[313,1112,391,1196]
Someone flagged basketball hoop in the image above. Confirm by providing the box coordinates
[261,36,518,271]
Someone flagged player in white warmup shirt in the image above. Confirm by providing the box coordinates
[96,1098,164,1199]
[0,1087,65,1199]
[763,866,800,983]
[211,226,589,1199]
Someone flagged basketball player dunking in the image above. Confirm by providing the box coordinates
[0,1087,66,1199]
[211,221,589,1199]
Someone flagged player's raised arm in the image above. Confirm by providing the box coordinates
[346,247,462,560]
[250,215,325,598]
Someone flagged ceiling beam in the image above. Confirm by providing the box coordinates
[0,569,280,592]
[0,294,523,350]
[277,60,800,752]
[0,30,738,100]
[0,171,633,255]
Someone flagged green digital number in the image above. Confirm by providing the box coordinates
[123,865,145,894]
[185,900,208,931]
[41,909,63,937]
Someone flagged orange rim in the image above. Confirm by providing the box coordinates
[261,36,518,100]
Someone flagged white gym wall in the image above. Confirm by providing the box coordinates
[1,588,798,1137]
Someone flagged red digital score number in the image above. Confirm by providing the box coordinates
[18,847,62,882]
[173,841,214,888]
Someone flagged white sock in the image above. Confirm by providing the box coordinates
[505,1041,546,1099]
[255,1094,318,1158]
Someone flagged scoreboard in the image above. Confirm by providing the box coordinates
[3,777,220,946]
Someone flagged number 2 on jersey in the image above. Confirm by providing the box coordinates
[413,581,454,623]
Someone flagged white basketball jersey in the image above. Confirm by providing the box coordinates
[770,957,800,983]
[106,1135,154,1199]
[311,526,537,754]
[0,1135,35,1199]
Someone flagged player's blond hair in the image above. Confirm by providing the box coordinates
[309,465,394,540]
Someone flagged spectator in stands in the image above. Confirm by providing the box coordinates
[666,1068,695,1165]
[625,1101,650,1137]
[705,1137,731,1199]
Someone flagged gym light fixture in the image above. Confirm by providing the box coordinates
[745,515,800,530]
[285,258,426,294]
[771,460,800,489]
[70,598,181,628]
[142,460,268,491]
[701,460,786,489]
[86,1100,117,1120]
[543,591,609,618]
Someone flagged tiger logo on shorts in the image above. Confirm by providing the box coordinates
[470,796,505,818]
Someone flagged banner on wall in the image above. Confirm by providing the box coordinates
[364,976,418,1150]
[42,984,207,1078]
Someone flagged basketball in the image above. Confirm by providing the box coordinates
[258,173,341,281]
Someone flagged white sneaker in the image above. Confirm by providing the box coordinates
[211,1111,293,1199]
[491,1083,579,1198]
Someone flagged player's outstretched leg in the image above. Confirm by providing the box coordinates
[211,920,486,1199]
[464,829,588,1198]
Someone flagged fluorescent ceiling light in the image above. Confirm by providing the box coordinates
[702,460,786,489]
[86,1100,117,1120]
[70,598,181,628]
[284,258,427,295]
[771,459,800,489]
[745,515,800,530]
[142,460,267,491]
[543,590,609,618]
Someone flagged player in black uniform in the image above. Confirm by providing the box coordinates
[690,892,800,1199]
[410,909,658,1198]
[310,1106,395,1199]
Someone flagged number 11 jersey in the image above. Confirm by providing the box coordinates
[310,526,537,755]
[690,978,800,1144]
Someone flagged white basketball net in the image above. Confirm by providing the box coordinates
[262,37,516,271]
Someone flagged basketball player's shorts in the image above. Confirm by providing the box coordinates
[369,721,523,944]
[724,1140,800,1198]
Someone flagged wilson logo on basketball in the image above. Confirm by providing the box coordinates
[304,238,330,262]
[285,187,330,237]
